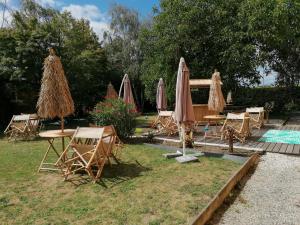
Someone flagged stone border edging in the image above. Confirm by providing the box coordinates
[191,153,260,225]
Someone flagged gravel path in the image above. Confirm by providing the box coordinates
[219,153,300,225]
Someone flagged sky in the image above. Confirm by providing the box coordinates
[1,0,160,38]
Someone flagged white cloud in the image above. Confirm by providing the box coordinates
[0,0,15,27]
[39,0,63,8]
[62,4,109,39]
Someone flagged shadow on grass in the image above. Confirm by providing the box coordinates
[66,160,151,188]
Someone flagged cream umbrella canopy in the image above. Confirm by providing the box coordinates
[175,57,196,161]
[119,74,136,110]
[36,48,74,133]
[208,70,226,113]
[156,78,167,111]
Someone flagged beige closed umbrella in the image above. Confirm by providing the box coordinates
[156,78,167,112]
[175,57,197,162]
[119,74,136,110]
[37,48,74,133]
[208,70,226,113]
[105,82,118,100]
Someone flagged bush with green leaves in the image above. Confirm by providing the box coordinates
[90,99,137,140]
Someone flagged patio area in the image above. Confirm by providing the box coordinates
[154,115,300,156]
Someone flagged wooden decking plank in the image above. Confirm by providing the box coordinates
[292,144,300,155]
[266,142,277,152]
[285,144,294,154]
[279,144,289,153]
[272,143,282,153]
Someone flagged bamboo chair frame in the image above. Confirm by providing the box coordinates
[151,111,178,136]
[4,114,40,141]
[246,107,264,129]
[56,127,116,183]
[221,112,251,143]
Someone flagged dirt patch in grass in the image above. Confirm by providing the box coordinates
[0,139,240,225]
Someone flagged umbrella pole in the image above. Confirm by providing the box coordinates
[61,116,65,151]
[182,124,186,156]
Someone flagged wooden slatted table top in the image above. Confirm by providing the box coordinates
[39,129,75,138]
[204,115,226,120]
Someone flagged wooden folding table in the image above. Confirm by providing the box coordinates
[38,129,75,172]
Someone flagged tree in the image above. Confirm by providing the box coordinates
[240,0,300,93]
[0,0,112,125]
[140,0,263,104]
[103,4,144,110]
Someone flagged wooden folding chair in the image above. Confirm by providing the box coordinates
[246,107,264,129]
[4,114,31,141]
[56,127,116,183]
[221,112,251,143]
[151,111,178,135]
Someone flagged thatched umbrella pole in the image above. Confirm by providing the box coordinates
[37,48,74,135]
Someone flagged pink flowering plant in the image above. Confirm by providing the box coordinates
[90,99,137,139]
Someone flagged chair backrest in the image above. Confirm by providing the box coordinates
[159,111,174,117]
[224,112,250,134]
[226,112,246,120]
[13,114,30,121]
[246,107,264,113]
[74,127,104,139]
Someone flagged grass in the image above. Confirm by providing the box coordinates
[0,138,241,225]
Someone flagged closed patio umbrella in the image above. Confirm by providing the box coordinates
[226,91,233,104]
[105,82,118,100]
[36,48,74,133]
[119,74,136,110]
[175,57,197,162]
[156,78,167,111]
[208,70,226,113]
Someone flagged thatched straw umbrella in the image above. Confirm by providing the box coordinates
[175,57,196,162]
[156,78,167,112]
[105,82,118,100]
[208,70,226,113]
[227,91,233,104]
[119,74,136,110]
[37,48,74,133]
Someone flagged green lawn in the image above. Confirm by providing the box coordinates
[0,138,240,225]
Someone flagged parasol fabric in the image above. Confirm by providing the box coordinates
[175,57,195,126]
[208,70,226,113]
[119,74,136,109]
[156,78,167,111]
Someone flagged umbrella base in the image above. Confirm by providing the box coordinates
[176,155,199,163]
[163,152,183,159]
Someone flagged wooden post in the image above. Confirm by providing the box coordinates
[61,116,64,133]
[226,126,234,153]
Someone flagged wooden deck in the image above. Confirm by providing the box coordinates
[193,124,300,155]
[154,122,300,155]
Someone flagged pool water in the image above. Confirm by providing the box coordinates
[259,129,300,145]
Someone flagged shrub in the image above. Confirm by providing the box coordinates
[90,99,137,140]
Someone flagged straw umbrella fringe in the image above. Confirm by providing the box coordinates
[105,82,118,100]
[37,48,74,132]
[156,78,167,111]
[208,70,226,113]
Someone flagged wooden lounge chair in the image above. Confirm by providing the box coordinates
[56,127,117,183]
[4,114,40,141]
[152,111,178,136]
[221,112,251,143]
[246,107,264,129]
